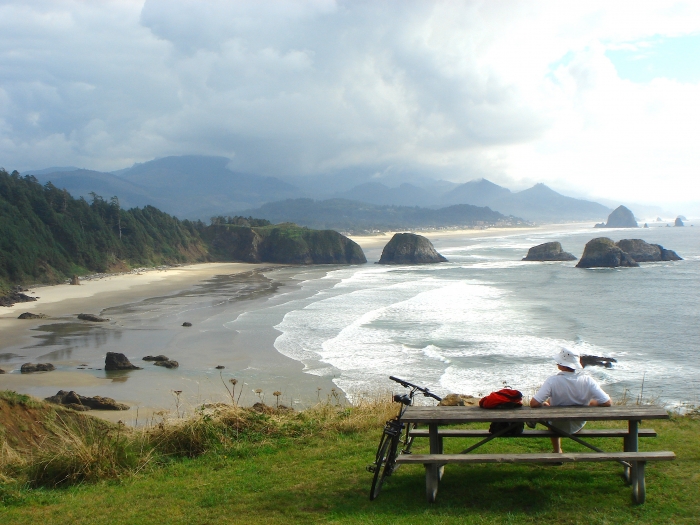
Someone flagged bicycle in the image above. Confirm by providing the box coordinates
[367,375,442,500]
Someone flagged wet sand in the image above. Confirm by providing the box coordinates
[0,262,340,423]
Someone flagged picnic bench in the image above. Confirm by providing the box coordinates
[396,405,675,504]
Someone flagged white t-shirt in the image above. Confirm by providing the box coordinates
[533,371,610,407]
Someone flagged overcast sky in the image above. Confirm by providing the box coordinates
[1,0,699,204]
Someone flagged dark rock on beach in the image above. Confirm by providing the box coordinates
[576,238,640,268]
[45,390,129,410]
[215,365,225,369]
[18,312,47,319]
[70,275,80,285]
[378,233,447,264]
[143,355,169,362]
[522,242,577,261]
[0,368,5,374]
[594,205,638,228]
[154,359,179,369]
[20,362,55,373]
[78,313,109,322]
[104,352,142,371]
[182,322,192,327]
[615,239,682,262]
[580,355,617,369]
[0,286,38,307]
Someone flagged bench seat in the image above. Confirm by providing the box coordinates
[408,428,657,439]
[395,450,675,465]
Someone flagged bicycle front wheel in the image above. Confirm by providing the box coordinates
[369,431,400,500]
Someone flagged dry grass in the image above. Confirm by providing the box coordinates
[0,389,397,488]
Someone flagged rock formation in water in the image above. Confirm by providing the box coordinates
[45,390,129,411]
[143,355,179,368]
[378,233,448,264]
[576,238,640,268]
[78,313,109,322]
[580,355,617,368]
[182,322,192,327]
[675,217,684,227]
[615,239,682,262]
[20,362,55,373]
[17,312,47,319]
[522,242,577,261]
[0,286,38,307]
[594,205,638,228]
[104,352,142,371]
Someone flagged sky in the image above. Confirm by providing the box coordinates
[1,0,699,205]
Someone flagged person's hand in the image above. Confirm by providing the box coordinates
[543,401,550,406]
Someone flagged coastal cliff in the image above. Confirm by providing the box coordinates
[203,223,367,265]
[378,233,447,264]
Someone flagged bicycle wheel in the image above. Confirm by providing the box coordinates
[369,431,400,500]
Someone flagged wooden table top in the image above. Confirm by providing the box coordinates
[401,405,669,424]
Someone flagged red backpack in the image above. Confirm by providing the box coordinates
[479,388,523,409]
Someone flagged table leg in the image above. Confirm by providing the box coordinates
[427,424,442,500]
[632,461,646,504]
[626,420,639,486]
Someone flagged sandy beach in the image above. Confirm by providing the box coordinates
[0,223,595,423]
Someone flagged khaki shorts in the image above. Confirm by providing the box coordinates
[547,419,586,434]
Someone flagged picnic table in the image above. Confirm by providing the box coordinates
[397,405,675,504]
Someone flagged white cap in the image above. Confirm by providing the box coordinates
[554,347,582,370]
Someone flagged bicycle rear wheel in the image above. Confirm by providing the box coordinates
[369,431,399,500]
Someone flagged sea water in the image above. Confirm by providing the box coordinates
[272,225,700,408]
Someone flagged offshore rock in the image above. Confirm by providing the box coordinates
[104,352,142,371]
[0,289,38,307]
[78,313,109,322]
[154,359,179,369]
[45,390,129,410]
[594,205,638,228]
[616,239,683,262]
[378,233,447,264]
[18,312,47,319]
[20,362,55,373]
[580,355,617,369]
[143,355,170,362]
[576,238,639,268]
[438,393,479,406]
[675,217,684,227]
[182,322,192,327]
[522,242,577,261]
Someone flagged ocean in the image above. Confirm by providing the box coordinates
[272,224,700,408]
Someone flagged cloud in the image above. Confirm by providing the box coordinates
[0,0,699,204]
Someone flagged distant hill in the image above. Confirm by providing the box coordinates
[335,182,439,207]
[28,156,301,220]
[241,198,523,232]
[441,178,512,207]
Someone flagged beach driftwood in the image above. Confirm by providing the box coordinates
[20,362,55,373]
[105,352,142,371]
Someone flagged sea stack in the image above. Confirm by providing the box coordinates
[675,217,684,227]
[104,352,143,371]
[594,205,638,228]
[378,233,447,264]
[615,239,682,262]
[576,238,639,268]
[522,242,577,261]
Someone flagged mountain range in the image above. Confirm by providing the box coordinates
[26,155,611,223]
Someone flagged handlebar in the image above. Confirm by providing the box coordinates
[389,375,442,401]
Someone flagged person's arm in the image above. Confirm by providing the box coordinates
[530,378,552,408]
[587,377,611,406]
[530,397,550,408]
[589,398,612,407]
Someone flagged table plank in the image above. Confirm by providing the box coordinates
[402,405,669,424]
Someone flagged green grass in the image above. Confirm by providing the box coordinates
[1,410,698,524]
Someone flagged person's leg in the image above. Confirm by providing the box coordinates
[550,436,562,453]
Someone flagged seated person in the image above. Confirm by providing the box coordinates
[530,347,611,453]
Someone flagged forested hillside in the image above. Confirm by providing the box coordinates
[0,169,208,290]
[0,170,366,294]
